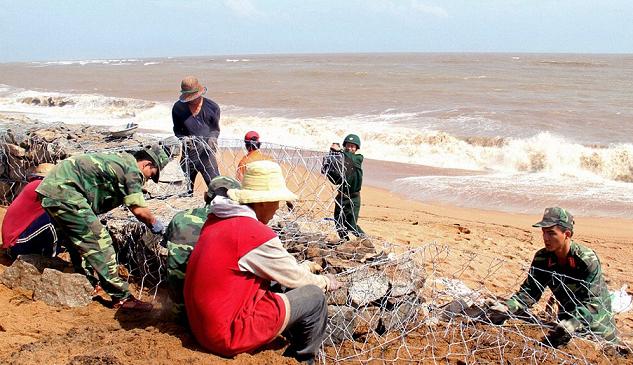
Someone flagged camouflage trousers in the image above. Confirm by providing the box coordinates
[334,192,365,240]
[166,241,194,325]
[41,197,130,301]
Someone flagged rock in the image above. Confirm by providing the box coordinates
[0,257,42,291]
[327,286,349,306]
[33,129,62,143]
[379,301,418,333]
[348,268,389,306]
[325,305,356,345]
[4,143,26,157]
[353,306,381,336]
[384,258,426,297]
[34,268,93,307]
[324,255,363,273]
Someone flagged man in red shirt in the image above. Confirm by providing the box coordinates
[2,163,61,258]
[184,160,339,364]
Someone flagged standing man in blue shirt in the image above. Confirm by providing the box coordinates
[172,76,221,193]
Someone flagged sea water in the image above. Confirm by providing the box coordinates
[0,53,632,217]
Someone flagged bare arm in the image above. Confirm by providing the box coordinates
[129,205,156,226]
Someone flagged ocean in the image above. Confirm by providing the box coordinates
[0,53,632,218]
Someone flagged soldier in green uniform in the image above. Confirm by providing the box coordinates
[487,207,617,347]
[165,175,240,323]
[322,134,365,241]
[35,144,169,311]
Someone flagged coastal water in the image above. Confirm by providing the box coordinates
[0,53,632,217]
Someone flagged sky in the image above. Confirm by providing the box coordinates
[1,0,632,62]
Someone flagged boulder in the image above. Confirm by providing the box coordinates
[325,305,356,346]
[348,268,389,307]
[34,268,93,307]
[0,257,42,291]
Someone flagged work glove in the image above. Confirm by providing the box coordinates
[542,319,575,348]
[325,274,341,291]
[485,302,511,325]
[301,260,323,273]
[150,220,166,234]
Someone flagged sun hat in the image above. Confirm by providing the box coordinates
[135,144,170,183]
[207,175,241,200]
[533,207,574,232]
[179,76,207,103]
[227,160,298,204]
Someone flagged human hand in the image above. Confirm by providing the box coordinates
[325,274,341,291]
[151,220,166,234]
[330,143,341,152]
[485,302,511,325]
[302,260,323,273]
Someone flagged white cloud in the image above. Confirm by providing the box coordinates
[223,0,264,19]
[410,1,449,18]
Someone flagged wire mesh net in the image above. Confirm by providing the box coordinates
[1,124,631,363]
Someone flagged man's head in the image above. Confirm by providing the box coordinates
[533,207,574,254]
[227,160,297,224]
[205,176,241,204]
[179,76,207,104]
[134,144,170,183]
[343,134,361,153]
[244,131,261,151]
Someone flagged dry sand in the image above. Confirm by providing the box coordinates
[1,164,632,364]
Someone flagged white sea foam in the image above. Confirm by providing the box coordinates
[1,86,631,217]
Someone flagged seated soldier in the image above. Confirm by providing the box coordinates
[236,131,272,181]
[2,163,62,258]
[487,207,617,348]
[184,160,339,364]
[165,176,241,324]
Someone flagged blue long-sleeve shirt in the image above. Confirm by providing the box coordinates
[172,98,221,138]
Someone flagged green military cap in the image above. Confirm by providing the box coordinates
[533,207,574,231]
[343,134,361,149]
[137,144,170,183]
[207,175,241,200]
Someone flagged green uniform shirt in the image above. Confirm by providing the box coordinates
[36,152,147,213]
[506,241,617,341]
[342,151,363,194]
[165,205,211,322]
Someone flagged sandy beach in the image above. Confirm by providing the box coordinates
[1,165,632,364]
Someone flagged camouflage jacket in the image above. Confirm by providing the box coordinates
[322,150,363,194]
[36,152,146,214]
[165,205,212,322]
[506,241,616,341]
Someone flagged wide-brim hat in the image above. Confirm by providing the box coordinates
[228,160,298,204]
[179,76,207,103]
[136,144,170,183]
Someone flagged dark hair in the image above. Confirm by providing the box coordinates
[245,138,261,151]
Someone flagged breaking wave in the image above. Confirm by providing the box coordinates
[1,85,632,185]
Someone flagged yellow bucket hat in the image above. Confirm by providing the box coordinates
[228,160,297,204]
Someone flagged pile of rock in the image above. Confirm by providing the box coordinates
[0,122,159,204]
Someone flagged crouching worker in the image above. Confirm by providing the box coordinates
[184,160,340,364]
[35,145,170,311]
[2,163,62,258]
[165,175,241,324]
[487,207,617,347]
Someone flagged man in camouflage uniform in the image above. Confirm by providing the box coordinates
[322,134,365,241]
[35,144,169,311]
[488,207,617,347]
[165,176,241,323]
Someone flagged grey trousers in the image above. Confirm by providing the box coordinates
[283,285,328,363]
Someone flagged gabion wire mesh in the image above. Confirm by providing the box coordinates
[1,125,631,364]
